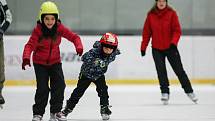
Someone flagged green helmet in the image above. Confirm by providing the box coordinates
[38,1,59,22]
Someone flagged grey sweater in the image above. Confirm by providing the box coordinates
[0,0,12,34]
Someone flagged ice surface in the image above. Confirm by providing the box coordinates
[0,85,215,121]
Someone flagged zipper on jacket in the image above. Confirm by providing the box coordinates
[46,40,53,64]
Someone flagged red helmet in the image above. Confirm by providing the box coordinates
[100,32,118,48]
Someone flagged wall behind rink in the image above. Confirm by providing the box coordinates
[3,35,215,85]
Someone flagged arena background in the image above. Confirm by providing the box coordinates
[4,0,215,85]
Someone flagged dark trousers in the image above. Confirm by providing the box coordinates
[66,74,109,110]
[152,48,193,94]
[33,63,66,116]
[0,39,5,92]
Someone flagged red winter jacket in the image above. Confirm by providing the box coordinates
[141,7,181,51]
[23,22,83,65]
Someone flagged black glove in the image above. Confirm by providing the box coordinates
[22,59,31,70]
[169,44,177,51]
[141,51,146,57]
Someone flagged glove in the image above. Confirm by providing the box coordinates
[169,44,177,50]
[22,59,31,70]
[141,51,146,57]
[76,48,83,56]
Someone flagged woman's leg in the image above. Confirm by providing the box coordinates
[152,49,170,94]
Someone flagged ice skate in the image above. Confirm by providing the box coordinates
[161,93,169,105]
[55,107,73,121]
[0,93,5,109]
[187,93,198,104]
[32,115,43,121]
[100,105,112,120]
[0,104,3,109]
[49,113,57,121]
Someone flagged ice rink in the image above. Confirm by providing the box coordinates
[0,85,215,121]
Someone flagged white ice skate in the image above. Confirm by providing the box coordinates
[32,115,43,121]
[100,105,112,120]
[101,114,110,120]
[187,93,198,104]
[161,93,169,105]
[49,113,57,121]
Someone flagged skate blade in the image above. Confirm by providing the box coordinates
[101,114,110,120]
[54,117,67,121]
[48,119,58,121]
[192,99,198,104]
[188,97,198,104]
[0,104,3,109]
[161,100,168,105]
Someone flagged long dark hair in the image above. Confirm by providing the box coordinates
[149,0,169,13]
[149,3,158,13]
[38,14,58,42]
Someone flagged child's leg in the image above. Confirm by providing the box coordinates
[66,74,91,111]
[0,40,5,107]
[94,75,111,120]
[94,75,109,106]
[49,63,66,114]
[33,64,50,116]
[56,74,92,120]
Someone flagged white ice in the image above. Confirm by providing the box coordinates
[0,85,215,121]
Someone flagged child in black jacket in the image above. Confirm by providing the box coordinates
[56,32,120,121]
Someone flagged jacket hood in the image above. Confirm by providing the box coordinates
[93,41,101,48]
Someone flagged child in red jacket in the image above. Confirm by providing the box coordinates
[22,1,83,121]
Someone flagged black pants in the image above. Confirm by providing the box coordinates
[0,39,5,92]
[152,48,193,94]
[66,74,109,110]
[33,63,66,116]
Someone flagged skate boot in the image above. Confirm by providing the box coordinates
[0,93,5,109]
[161,93,169,105]
[49,113,57,121]
[186,93,198,104]
[100,105,112,120]
[55,107,73,121]
[32,115,43,121]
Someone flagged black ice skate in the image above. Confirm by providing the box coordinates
[0,93,5,109]
[186,93,198,104]
[55,107,73,121]
[100,105,112,120]
[161,93,169,105]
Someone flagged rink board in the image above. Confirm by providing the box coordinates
[3,35,215,85]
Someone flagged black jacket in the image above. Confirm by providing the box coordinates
[80,41,120,80]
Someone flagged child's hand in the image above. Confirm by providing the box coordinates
[22,59,31,70]
[76,48,83,56]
